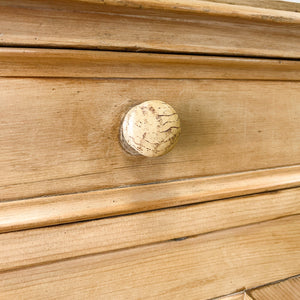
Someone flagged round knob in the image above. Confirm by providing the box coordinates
[120,100,181,157]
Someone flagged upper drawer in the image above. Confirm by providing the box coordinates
[1,0,300,58]
[0,48,300,202]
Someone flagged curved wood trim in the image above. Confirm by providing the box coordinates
[1,48,300,79]
[0,187,299,272]
[3,0,300,23]
[1,165,299,233]
[1,1,300,57]
[199,0,300,13]
[77,0,300,24]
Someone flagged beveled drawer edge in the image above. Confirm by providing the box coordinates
[1,1,300,58]
[0,187,299,273]
[84,0,300,23]
[2,0,300,24]
[1,215,299,299]
[1,165,299,234]
[1,48,300,79]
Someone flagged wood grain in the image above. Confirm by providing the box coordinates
[1,164,300,233]
[244,294,254,300]
[79,0,300,20]
[219,293,247,300]
[249,276,300,300]
[3,0,300,23]
[204,0,300,12]
[0,0,300,57]
[1,215,299,299]
[1,187,299,272]
[0,79,299,202]
[1,48,300,80]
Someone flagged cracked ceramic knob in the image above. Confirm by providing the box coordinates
[120,100,181,157]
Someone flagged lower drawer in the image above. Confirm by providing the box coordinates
[1,188,299,299]
[1,78,299,201]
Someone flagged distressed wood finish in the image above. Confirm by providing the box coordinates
[1,165,299,233]
[121,100,181,157]
[1,48,300,80]
[1,1,299,298]
[1,215,299,299]
[0,79,299,201]
[1,187,299,273]
[249,276,300,299]
[0,1,300,57]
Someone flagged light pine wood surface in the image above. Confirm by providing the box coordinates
[204,0,300,12]
[0,79,299,202]
[1,187,299,272]
[1,165,299,233]
[0,1,299,299]
[1,48,300,80]
[1,215,299,299]
[2,0,300,19]
[248,276,300,300]
[39,0,300,18]
[244,294,254,300]
[0,1,300,57]
[219,293,250,300]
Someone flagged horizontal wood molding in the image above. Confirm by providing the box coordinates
[0,1,300,57]
[1,79,299,201]
[1,48,300,80]
[1,165,299,233]
[79,0,300,22]
[1,215,299,299]
[76,0,300,22]
[203,0,300,13]
[0,187,299,273]
[3,0,300,24]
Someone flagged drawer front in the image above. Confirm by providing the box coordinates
[2,187,300,272]
[1,192,299,299]
[1,77,300,201]
[1,1,300,58]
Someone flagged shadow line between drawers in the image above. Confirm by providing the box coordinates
[0,202,299,274]
[0,165,299,234]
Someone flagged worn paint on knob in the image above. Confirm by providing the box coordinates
[120,100,181,157]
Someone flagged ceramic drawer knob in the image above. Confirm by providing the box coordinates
[120,100,181,157]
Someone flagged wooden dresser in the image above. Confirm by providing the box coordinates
[0,0,300,299]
